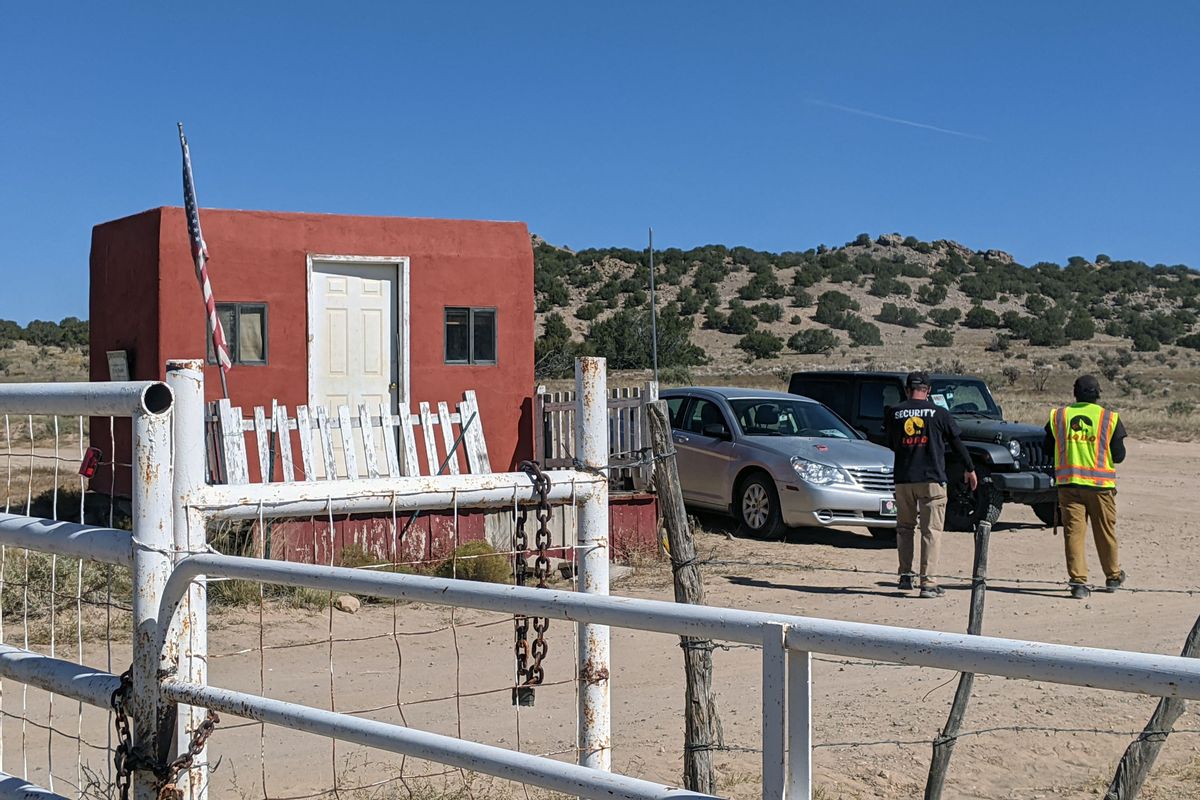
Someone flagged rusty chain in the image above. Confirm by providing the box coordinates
[112,669,219,800]
[513,461,553,702]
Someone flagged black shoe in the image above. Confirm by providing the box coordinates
[1070,583,1091,600]
[898,574,915,591]
[1106,571,1126,592]
[919,585,945,599]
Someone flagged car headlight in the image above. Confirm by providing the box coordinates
[1008,440,1021,458]
[790,456,850,486]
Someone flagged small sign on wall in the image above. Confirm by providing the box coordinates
[106,350,130,382]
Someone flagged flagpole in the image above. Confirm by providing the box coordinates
[179,123,231,399]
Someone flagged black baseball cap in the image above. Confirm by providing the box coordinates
[906,371,931,390]
[1074,374,1101,400]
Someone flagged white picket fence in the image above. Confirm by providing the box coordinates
[207,390,491,484]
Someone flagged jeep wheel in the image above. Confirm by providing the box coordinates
[737,473,784,539]
[945,464,1003,532]
[1032,501,1058,527]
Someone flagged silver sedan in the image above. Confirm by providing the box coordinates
[661,387,898,539]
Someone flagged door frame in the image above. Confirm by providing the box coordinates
[306,254,411,410]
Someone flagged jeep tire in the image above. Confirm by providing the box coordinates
[945,464,1003,532]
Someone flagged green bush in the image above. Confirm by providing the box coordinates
[737,331,784,360]
[750,302,784,323]
[917,284,947,306]
[929,307,962,328]
[585,308,706,369]
[702,303,727,330]
[790,287,813,308]
[722,302,759,335]
[435,541,510,583]
[964,305,1002,329]
[788,328,839,354]
[575,302,603,322]
[924,329,954,347]
[1064,310,1096,341]
[813,291,860,326]
[845,316,882,346]
[877,303,921,328]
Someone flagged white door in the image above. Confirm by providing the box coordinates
[310,260,403,475]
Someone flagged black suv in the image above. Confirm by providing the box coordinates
[788,371,1056,531]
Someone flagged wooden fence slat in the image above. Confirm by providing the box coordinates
[217,399,249,485]
[461,390,491,473]
[418,402,439,476]
[253,406,272,483]
[437,401,460,475]
[295,405,316,482]
[398,407,420,476]
[274,404,296,483]
[337,405,360,480]
[316,405,338,479]
[359,404,380,479]
[379,404,400,478]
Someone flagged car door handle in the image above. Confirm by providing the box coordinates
[673,434,690,443]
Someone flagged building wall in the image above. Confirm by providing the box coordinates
[90,207,535,478]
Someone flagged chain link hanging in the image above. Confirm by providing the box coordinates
[112,669,219,800]
[513,461,553,705]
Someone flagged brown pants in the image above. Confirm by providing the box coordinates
[896,482,947,588]
[1059,485,1120,584]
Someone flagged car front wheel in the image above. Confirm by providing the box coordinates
[737,474,784,538]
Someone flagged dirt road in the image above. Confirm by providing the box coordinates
[5,439,1200,798]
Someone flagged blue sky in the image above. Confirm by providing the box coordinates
[2,2,1198,323]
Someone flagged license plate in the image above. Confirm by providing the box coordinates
[880,498,897,517]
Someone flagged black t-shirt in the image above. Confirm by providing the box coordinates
[884,399,975,485]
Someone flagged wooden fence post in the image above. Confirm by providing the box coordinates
[925,520,992,800]
[646,400,723,794]
[1105,613,1200,799]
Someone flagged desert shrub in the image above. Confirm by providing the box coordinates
[435,541,510,583]
[813,291,860,326]
[929,307,962,328]
[917,284,947,306]
[790,287,813,307]
[677,287,702,315]
[1168,400,1196,418]
[1059,353,1083,369]
[964,305,1001,329]
[1176,333,1200,350]
[845,316,882,346]
[722,302,759,335]
[853,233,872,246]
[923,329,954,347]
[575,303,603,321]
[737,331,784,360]
[585,308,705,369]
[869,276,912,298]
[877,303,921,328]
[702,303,727,330]
[1064,310,1096,341]
[987,333,1011,352]
[1002,366,1021,386]
[750,302,783,323]
[788,329,839,354]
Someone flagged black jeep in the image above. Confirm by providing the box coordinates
[788,371,1056,531]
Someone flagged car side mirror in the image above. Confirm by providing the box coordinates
[703,423,731,440]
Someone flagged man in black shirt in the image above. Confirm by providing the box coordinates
[885,371,978,598]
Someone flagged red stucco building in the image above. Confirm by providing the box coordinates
[90,207,536,480]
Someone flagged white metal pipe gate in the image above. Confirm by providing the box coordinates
[3,362,1200,799]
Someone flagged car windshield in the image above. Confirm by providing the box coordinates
[929,379,1000,417]
[729,398,857,439]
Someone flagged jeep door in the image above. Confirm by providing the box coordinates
[856,379,904,445]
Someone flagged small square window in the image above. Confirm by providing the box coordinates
[445,307,497,365]
[207,303,268,366]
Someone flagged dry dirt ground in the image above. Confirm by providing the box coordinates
[4,440,1200,799]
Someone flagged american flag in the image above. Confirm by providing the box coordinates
[179,123,233,374]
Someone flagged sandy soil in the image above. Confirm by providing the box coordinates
[5,439,1200,799]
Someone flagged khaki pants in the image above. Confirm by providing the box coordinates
[1059,485,1120,584]
[896,482,947,588]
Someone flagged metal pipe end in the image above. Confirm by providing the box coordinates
[140,382,174,416]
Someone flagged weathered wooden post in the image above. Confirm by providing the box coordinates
[925,520,992,800]
[1105,614,1200,799]
[646,400,723,793]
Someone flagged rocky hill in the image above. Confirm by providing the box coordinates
[533,233,1200,380]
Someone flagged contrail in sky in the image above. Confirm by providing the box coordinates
[807,99,990,142]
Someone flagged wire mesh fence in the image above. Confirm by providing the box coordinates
[0,413,132,798]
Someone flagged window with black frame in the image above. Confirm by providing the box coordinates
[445,307,496,365]
[206,303,268,365]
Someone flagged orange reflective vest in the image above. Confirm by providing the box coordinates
[1049,403,1118,488]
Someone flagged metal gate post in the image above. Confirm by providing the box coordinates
[131,386,175,800]
[762,623,787,800]
[787,650,812,799]
[166,360,208,800]
[575,357,611,771]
